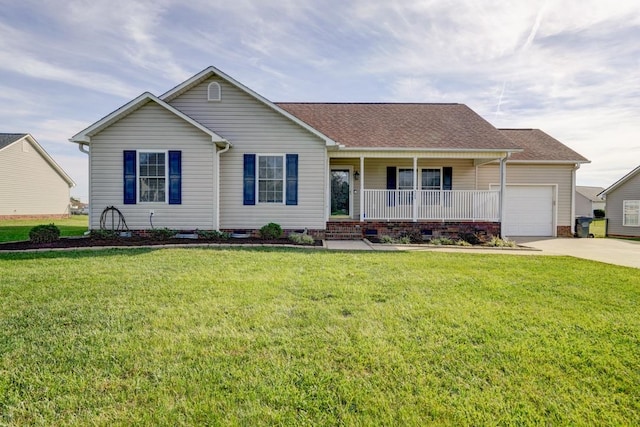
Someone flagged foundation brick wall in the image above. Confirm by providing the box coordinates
[326,221,501,240]
[557,226,573,237]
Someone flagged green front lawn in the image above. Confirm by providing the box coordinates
[1,248,638,425]
[0,216,88,242]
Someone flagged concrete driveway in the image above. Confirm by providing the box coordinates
[513,237,640,269]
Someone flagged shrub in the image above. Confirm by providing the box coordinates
[379,235,395,244]
[398,230,424,244]
[29,224,60,243]
[259,223,283,239]
[398,236,411,244]
[459,232,481,245]
[430,237,455,246]
[594,209,605,218]
[288,232,315,245]
[197,230,231,240]
[148,228,176,240]
[90,229,120,240]
[486,236,517,248]
[456,239,472,246]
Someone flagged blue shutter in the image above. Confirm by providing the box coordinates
[123,150,136,204]
[386,166,396,206]
[286,154,298,205]
[243,154,256,205]
[443,166,452,207]
[168,150,182,204]
[443,167,453,190]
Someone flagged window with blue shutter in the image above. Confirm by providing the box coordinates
[123,150,137,204]
[443,166,453,206]
[168,150,182,204]
[286,154,298,205]
[243,154,256,205]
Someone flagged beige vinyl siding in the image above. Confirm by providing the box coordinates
[0,139,70,216]
[359,158,476,190]
[605,172,640,237]
[89,102,215,230]
[169,77,327,229]
[477,163,575,227]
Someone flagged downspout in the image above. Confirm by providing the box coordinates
[571,163,580,235]
[499,153,510,239]
[215,142,231,231]
[78,143,91,231]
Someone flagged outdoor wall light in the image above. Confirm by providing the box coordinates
[354,171,360,180]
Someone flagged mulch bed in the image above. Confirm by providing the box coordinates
[0,236,323,251]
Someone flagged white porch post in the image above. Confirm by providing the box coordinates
[499,156,507,238]
[412,156,418,222]
[359,156,365,222]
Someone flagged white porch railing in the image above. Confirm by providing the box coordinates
[363,190,500,221]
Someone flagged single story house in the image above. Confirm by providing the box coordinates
[599,165,640,238]
[1,133,75,219]
[575,186,606,218]
[70,66,589,239]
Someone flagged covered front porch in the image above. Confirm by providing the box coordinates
[327,150,508,226]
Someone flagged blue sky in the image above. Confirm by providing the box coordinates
[1,0,639,201]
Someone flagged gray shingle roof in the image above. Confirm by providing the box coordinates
[276,103,520,151]
[0,133,27,150]
[576,186,605,201]
[499,129,589,162]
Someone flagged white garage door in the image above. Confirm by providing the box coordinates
[498,185,554,236]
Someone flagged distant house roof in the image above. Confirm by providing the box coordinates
[576,186,605,202]
[599,165,640,196]
[499,129,589,163]
[0,133,75,187]
[0,133,28,150]
[276,103,521,152]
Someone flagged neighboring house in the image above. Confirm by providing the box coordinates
[575,186,606,217]
[599,165,640,238]
[69,66,589,239]
[0,133,75,219]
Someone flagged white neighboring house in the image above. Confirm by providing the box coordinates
[0,133,75,218]
[575,186,606,218]
[599,165,640,238]
[69,66,590,239]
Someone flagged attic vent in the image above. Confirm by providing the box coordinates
[208,82,221,101]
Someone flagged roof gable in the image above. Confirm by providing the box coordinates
[499,129,589,163]
[1,133,75,187]
[161,66,336,147]
[276,103,521,152]
[600,165,640,196]
[70,92,227,145]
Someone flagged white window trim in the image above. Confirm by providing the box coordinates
[397,168,414,190]
[207,82,221,101]
[421,167,443,190]
[257,154,286,205]
[623,200,640,227]
[138,150,168,204]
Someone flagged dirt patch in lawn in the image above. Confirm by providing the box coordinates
[0,236,323,251]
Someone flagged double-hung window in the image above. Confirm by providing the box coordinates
[139,151,167,202]
[398,168,414,204]
[623,200,640,226]
[258,155,284,203]
[422,168,442,204]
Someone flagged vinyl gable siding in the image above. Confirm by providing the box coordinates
[168,77,327,229]
[89,102,215,230]
[477,163,574,227]
[0,139,70,216]
[606,172,640,237]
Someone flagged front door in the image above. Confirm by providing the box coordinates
[331,169,351,217]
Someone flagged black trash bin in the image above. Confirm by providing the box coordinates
[575,216,593,238]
